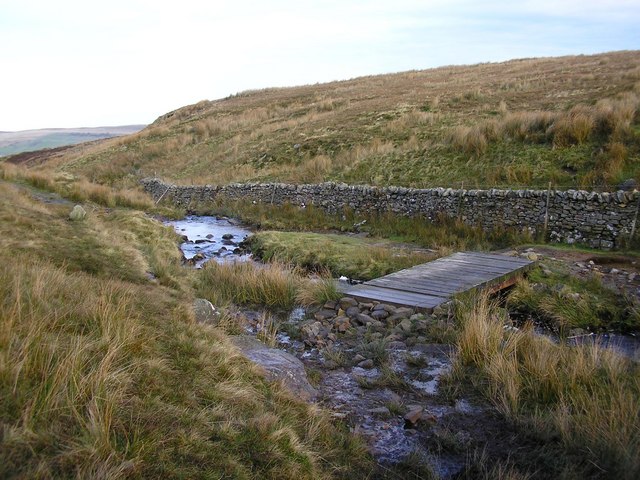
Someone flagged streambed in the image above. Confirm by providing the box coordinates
[170,216,640,476]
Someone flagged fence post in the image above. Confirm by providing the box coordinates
[543,181,552,239]
[630,194,640,243]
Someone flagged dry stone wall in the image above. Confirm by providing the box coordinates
[141,178,640,249]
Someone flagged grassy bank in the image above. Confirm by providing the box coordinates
[449,294,640,479]
[248,231,435,280]
[0,176,372,479]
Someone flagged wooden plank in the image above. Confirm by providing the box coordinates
[341,285,444,310]
[431,256,530,272]
[367,271,516,296]
[385,257,530,278]
[456,252,533,266]
[436,258,530,273]
[394,266,528,283]
[342,284,443,305]
[383,262,519,279]
[379,268,507,285]
[366,279,460,297]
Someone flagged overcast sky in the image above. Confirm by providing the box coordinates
[1,0,639,131]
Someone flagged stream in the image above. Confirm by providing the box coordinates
[166,215,253,266]
[165,215,639,477]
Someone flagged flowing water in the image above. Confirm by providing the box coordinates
[165,215,253,267]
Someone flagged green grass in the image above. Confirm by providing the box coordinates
[508,263,640,333]
[0,181,183,286]
[205,197,534,253]
[248,230,435,280]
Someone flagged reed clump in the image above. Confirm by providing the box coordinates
[452,293,640,478]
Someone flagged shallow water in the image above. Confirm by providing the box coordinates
[166,215,252,267]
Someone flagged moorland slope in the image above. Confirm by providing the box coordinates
[28,50,640,190]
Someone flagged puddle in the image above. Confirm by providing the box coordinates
[165,215,253,267]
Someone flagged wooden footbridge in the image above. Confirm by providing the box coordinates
[341,251,535,312]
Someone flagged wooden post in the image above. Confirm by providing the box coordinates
[154,185,171,205]
[543,182,552,238]
[630,195,640,243]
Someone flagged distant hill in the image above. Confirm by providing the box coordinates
[0,125,145,157]
[23,51,640,190]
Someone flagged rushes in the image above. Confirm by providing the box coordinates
[196,260,341,310]
[453,292,640,478]
[197,261,300,309]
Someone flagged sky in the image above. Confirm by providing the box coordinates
[1,0,639,131]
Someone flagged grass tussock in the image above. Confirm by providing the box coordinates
[196,261,341,310]
[295,276,341,307]
[448,125,488,157]
[453,293,640,479]
[196,261,300,310]
[508,264,640,333]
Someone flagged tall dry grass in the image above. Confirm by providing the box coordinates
[196,260,342,310]
[68,179,153,209]
[0,259,146,478]
[0,163,153,210]
[196,261,301,309]
[0,256,371,477]
[453,293,640,478]
[448,125,488,157]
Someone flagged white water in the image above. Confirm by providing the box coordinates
[166,215,253,267]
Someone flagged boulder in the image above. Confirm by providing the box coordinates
[323,300,338,310]
[69,205,86,221]
[371,309,389,320]
[333,316,351,333]
[345,306,361,319]
[355,313,376,325]
[231,336,318,401]
[314,308,337,321]
[192,298,219,325]
[618,178,637,191]
[403,406,424,426]
[358,359,375,369]
[339,297,358,310]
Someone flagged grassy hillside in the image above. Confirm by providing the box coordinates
[0,170,371,479]
[33,50,640,190]
[0,126,145,157]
